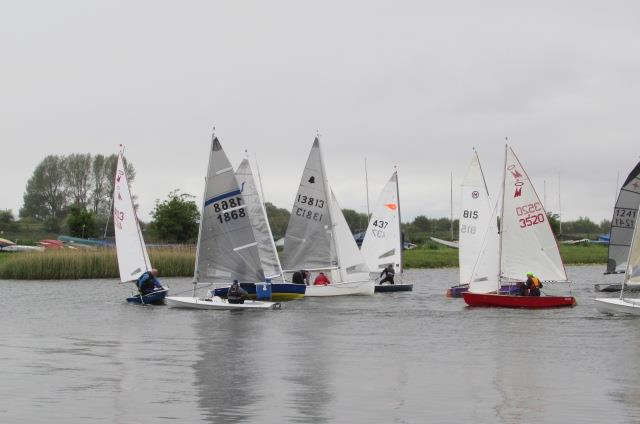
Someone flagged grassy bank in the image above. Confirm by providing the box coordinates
[0,246,195,280]
[403,242,608,269]
[0,243,607,280]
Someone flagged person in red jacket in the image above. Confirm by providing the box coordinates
[313,272,331,286]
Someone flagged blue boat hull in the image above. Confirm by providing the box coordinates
[126,289,168,305]
[214,283,305,301]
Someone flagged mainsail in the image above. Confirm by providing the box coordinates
[499,145,567,282]
[468,200,500,293]
[607,161,640,274]
[361,172,402,274]
[282,138,335,270]
[459,151,495,286]
[195,138,264,283]
[235,158,283,279]
[113,151,151,283]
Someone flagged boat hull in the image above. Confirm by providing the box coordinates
[447,284,520,298]
[463,292,576,308]
[166,296,281,310]
[375,283,413,293]
[595,298,640,315]
[126,289,168,305]
[594,283,640,293]
[304,280,375,297]
[213,282,305,301]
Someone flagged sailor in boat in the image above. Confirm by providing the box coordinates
[136,269,164,297]
[379,264,395,285]
[292,270,310,285]
[227,280,249,304]
[313,272,331,286]
[525,272,543,297]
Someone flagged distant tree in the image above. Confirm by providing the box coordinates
[563,216,599,236]
[413,215,431,232]
[0,209,16,233]
[265,202,290,239]
[149,190,199,243]
[20,155,68,220]
[90,154,108,214]
[546,211,561,237]
[342,208,369,233]
[65,153,93,208]
[66,205,97,238]
[599,219,611,234]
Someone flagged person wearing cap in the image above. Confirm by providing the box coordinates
[227,280,249,304]
[525,272,542,296]
[136,268,164,296]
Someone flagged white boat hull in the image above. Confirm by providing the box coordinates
[304,279,375,297]
[166,296,281,310]
[595,297,640,315]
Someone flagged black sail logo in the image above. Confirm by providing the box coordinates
[308,176,315,184]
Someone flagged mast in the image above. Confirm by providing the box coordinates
[395,167,404,277]
[558,172,562,236]
[497,142,508,291]
[474,148,490,198]
[450,172,454,241]
[192,131,215,296]
[365,158,371,218]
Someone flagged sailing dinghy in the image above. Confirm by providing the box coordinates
[447,151,517,297]
[462,145,576,308]
[282,138,375,296]
[595,198,640,315]
[595,160,640,293]
[213,158,305,301]
[166,135,280,310]
[113,148,168,305]
[361,171,413,292]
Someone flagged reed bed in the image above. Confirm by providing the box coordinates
[0,243,607,280]
[0,246,196,280]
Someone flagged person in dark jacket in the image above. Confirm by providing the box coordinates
[228,280,249,304]
[525,272,542,296]
[292,270,309,285]
[136,268,164,295]
[379,264,395,285]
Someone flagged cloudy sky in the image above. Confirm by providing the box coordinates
[2,1,639,223]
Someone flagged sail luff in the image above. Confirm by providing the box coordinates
[395,170,403,275]
[498,144,507,290]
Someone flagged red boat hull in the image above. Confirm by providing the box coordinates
[463,292,576,308]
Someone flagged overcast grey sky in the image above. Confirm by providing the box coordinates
[2,1,639,223]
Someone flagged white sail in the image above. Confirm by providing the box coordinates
[625,205,640,287]
[459,152,495,285]
[329,189,371,282]
[195,138,264,283]
[468,200,501,293]
[607,161,640,274]
[235,158,283,279]
[500,146,567,282]
[113,152,151,283]
[283,138,335,271]
[361,172,402,275]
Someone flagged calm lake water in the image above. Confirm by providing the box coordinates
[0,265,638,423]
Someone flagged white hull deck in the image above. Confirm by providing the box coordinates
[166,296,281,310]
[304,279,375,297]
[595,297,640,316]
